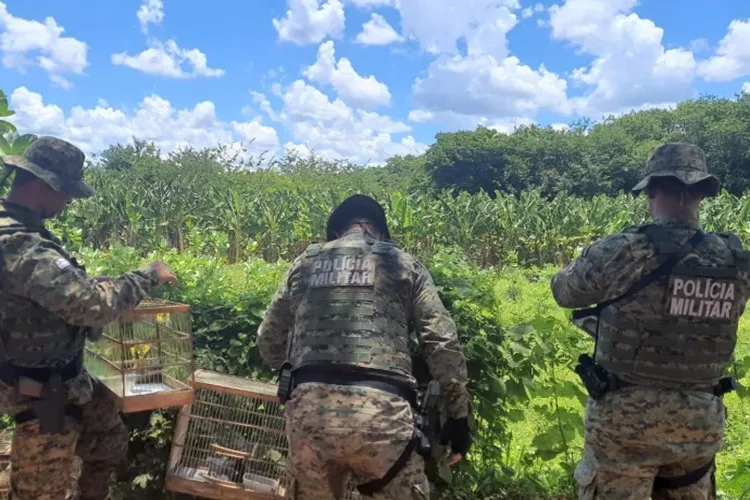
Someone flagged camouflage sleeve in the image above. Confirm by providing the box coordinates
[2,233,158,327]
[550,233,636,308]
[256,257,301,370]
[410,259,470,420]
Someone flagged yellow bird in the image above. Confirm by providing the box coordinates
[129,343,152,360]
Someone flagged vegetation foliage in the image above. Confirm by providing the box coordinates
[2,90,750,499]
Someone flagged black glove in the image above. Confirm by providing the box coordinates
[440,417,472,456]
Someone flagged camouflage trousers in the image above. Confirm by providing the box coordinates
[0,371,128,500]
[284,382,430,500]
[575,386,725,500]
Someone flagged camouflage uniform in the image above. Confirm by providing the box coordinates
[552,143,750,499]
[258,195,470,500]
[0,137,162,500]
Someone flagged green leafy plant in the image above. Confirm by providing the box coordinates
[0,89,37,157]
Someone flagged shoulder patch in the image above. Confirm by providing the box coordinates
[54,257,72,271]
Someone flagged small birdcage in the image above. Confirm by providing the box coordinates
[84,299,195,413]
[165,370,364,500]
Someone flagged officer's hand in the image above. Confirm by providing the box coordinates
[149,262,178,285]
[440,417,472,466]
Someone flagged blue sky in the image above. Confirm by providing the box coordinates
[1,0,749,165]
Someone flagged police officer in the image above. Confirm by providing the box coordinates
[551,142,750,499]
[0,136,177,500]
[257,194,472,500]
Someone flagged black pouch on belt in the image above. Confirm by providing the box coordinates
[22,373,69,434]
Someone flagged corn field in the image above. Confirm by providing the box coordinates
[42,163,750,269]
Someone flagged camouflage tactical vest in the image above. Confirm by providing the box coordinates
[289,236,412,379]
[596,224,750,388]
[0,206,89,368]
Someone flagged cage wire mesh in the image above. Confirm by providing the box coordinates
[166,370,363,500]
[84,299,195,413]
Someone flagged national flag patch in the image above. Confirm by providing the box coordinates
[54,257,72,270]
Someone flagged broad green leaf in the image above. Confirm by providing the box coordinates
[0,120,16,135]
[8,134,36,155]
[508,341,532,356]
[0,91,13,118]
[0,135,11,155]
[489,374,507,396]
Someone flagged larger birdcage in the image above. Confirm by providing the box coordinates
[165,370,363,500]
[165,370,291,499]
[84,299,195,413]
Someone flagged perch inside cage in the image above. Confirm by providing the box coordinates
[165,369,290,500]
[84,298,195,413]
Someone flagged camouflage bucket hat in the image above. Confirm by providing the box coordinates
[631,142,719,197]
[326,194,391,242]
[1,136,94,198]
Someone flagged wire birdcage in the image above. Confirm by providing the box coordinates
[165,370,364,500]
[84,299,195,413]
[165,370,290,499]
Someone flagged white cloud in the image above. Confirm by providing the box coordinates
[549,0,696,116]
[356,13,403,46]
[413,54,569,119]
[690,38,710,54]
[488,116,534,134]
[273,0,345,45]
[0,1,88,88]
[258,80,426,164]
[347,0,399,8]
[549,122,569,131]
[281,80,352,121]
[112,39,224,79]
[742,82,750,94]
[522,3,545,19]
[397,0,520,58]
[408,108,535,133]
[137,0,164,33]
[303,41,391,108]
[408,109,434,122]
[9,87,279,160]
[697,18,750,82]
[400,1,570,125]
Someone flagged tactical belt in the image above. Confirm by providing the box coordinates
[0,352,83,387]
[653,457,714,490]
[291,365,422,496]
[610,375,736,397]
[292,365,417,407]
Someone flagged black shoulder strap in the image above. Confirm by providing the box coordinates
[372,241,396,255]
[357,430,419,496]
[641,225,680,255]
[572,229,707,321]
